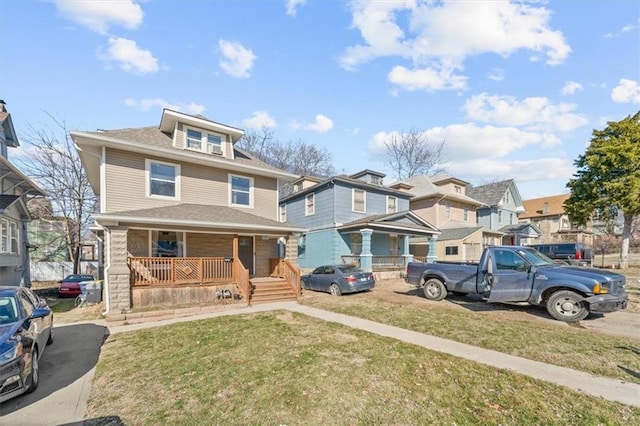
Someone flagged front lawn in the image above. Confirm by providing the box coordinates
[87,311,639,425]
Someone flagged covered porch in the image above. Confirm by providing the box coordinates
[92,204,306,313]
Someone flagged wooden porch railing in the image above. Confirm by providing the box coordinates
[279,259,301,299]
[129,257,234,286]
[234,259,250,306]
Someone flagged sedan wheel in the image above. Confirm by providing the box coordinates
[330,283,342,296]
[546,290,589,322]
[27,348,39,393]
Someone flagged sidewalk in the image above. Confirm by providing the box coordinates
[108,301,640,408]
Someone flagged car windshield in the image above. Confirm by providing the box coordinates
[64,275,94,282]
[515,247,556,267]
[0,296,18,324]
[338,265,361,274]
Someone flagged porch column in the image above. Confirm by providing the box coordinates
[427,234,438,264]
[402,235,413,266]
[360,228,373,272]
[105,227,131,313]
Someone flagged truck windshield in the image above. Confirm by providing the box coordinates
[515,247,556,267]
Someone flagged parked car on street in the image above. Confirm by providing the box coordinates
[0,286,54,403]
[302,265,375,296]
[58,274,95,297]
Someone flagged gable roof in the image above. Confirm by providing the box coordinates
[498,222,542,237]
[93,203,306,234]
[465,179,523,209]
[281,174,412,203]
[0,101,19,148]
[520,194,570,219]
[338,210,439,236]
[397,175,484,206]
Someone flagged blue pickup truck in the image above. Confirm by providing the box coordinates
[404,246,628,322]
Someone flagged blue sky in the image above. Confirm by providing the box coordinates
[1,0,639,200]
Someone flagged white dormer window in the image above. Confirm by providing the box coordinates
[185,127,224,155]
[371,176,383,186]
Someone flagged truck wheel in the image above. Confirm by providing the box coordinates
[546,290,589,322]
[423,279,447,301]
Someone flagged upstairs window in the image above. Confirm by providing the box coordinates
[455,185,461,193]
[147,160,179,199]
[10,222,18,254]
[353,189,366,212]
[371,176,383,186]
[445,202,451,219]
[463,206,469,221]
[186,129,202,150]
[185,127,224,155]
[230,175,252,207]
[280,205,287,222]
[305,193,315,216]
[387,196,397,213]
[498,211,503,223]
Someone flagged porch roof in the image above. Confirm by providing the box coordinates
[338,211,440,236]
[92,203,306,234]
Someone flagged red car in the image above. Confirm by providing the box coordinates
[57,274,95,297]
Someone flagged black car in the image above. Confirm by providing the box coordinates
[0,286,54,403]
[528,242,592,266]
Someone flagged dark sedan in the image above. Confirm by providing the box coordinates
[302,265,375,296]
[0,286,54,403]
[58,274,95,297]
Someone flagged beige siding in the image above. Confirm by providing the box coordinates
[410,199,438,224]
[127,229,148,256]
[104,148,279,220]
[186,233,233,257]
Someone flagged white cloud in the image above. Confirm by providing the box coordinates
[448,158,574,183]
[242,111,277,129]
[305,114,334,133]
[218,40,257,78]
[340,1,570,91]
[603,19,639,38]
[286,0,307,17]
[54,0,143,34]
[611,78,640,104]
[98,37,159,75]
[124,98,205,115]
[488,68,504,82]
[387,65,467,91]
[561,81,583,95]
[464,93,588,132]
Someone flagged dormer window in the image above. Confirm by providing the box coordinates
[371,176,383,186]
[185,127,224,155]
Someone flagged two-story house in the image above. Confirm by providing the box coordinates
[389,174,499,261]
[71,109,305,314]
[466,179,541,245]
[279,170,439,272]
[0,100,45,286]
[519,194,593,246]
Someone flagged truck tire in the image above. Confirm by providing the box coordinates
[423,279,447,301]
[546,290,589,322]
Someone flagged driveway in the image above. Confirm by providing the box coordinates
[0,322,107,426]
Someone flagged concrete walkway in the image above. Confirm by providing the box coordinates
[108,301,640,408]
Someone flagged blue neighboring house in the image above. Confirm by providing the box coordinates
[279,170,439,271]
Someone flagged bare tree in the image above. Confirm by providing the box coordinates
[238,126,275,163]
[19,114,98,274]
[383,128,447,180]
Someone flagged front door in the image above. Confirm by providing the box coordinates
[238,236,254,275]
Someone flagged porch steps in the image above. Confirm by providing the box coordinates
[250,278,297,304]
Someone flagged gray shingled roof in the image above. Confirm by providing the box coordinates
[395,175,483,206]
[499,222,542,236]
[338,211,439,235]
[88,127,285,173]
[465,180,513,206]
[94,203,305,232]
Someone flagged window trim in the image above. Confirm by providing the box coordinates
[386,196,397,214]
[305,193,315,216]
[445,201,451,219]
[145,159,181,200]
[352,188,366,213]
[228,174,254,208]
[280,205,287,222]
[184,126,225,155]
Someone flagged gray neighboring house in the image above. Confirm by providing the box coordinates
[466,179,541,245]
[0,100,45,286]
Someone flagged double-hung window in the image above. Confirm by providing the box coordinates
[305,193,315,216]
[186,129,202,150]
[0,219,18,254]
[230,174,252,207]
[445,202,451,219]
[10,222,18,254]
[387,196,397,213]
[353,189,366,212]
[147,160,179,199]
[280,205,287,222]
[1,219,8,253]
[463,206,469,221]
[207,134,222,154]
